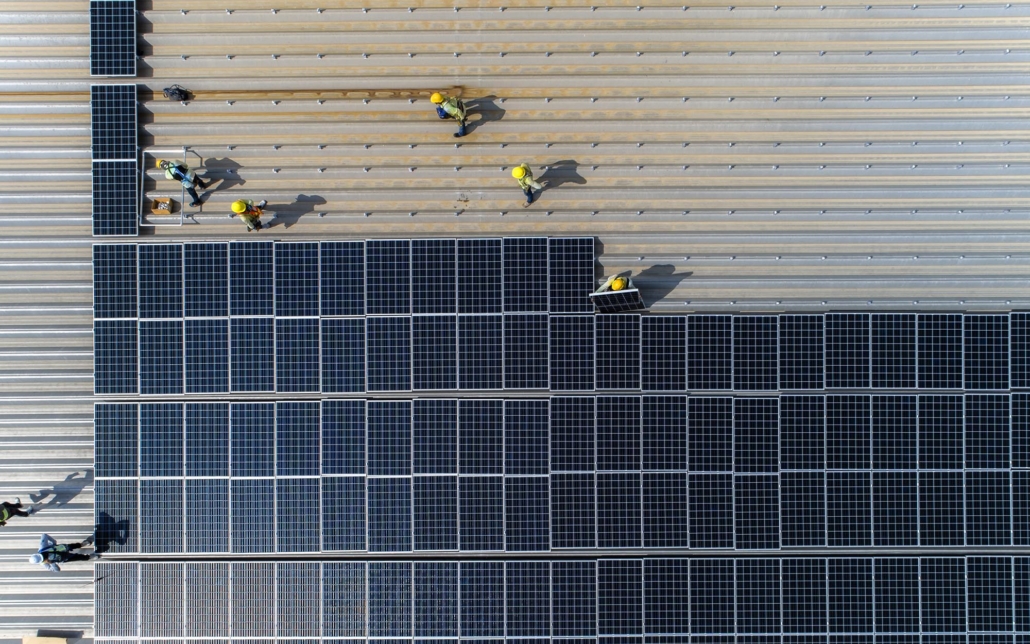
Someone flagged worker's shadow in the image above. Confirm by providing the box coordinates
[464,96,505,135]
[199,157,245,194]
[30,470,93,509]
[264,194,327,230]
[636,264,693,307]
[539,160,587,192]
[89,511,130,555]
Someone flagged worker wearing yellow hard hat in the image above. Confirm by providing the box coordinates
[430,92,468,137]
[228,199,268,231]
[512,163,544,206]
[156,159,208,208]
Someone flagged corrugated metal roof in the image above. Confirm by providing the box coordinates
[1,0,1029,636]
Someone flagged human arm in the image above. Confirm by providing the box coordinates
[39,533,57,551]
[43,563,60,572]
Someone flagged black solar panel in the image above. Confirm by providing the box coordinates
[277,478,321,552]
[591,288,646,313]
[93,244,137,318]
[779,314,824,389]
[229,242,274,316]
[92,160,138,236]
[321,318,365,393]
[549,237,595,313]
[138,320,182,395]
[504,476,550,551]
[230,317,274,392]
[183,243,228,317]
[410,239,456,314]
[872,313,916,388]
[320,241,364,316]
[366,240,411,315]
[366,316,412,391]
[503,237,549,312]
[415,562,458,635]
[918,313,963,389]
[458,315,503,389]
[459,399,504,475]
[687,315,733,390]
[94,319,138,394]
[826,313,870,388]
[185,318,228,394]
[275,318,320,393]
[965,314,1009,390]
[368,478,412,552]
[640,316,686,391]
[595,315,641,390]
[186,479,228,553]
[322,477,366,551]
[550,315,595,391]
[137,244,182,318]
[459,475,504,551]
[504,313,549,389]
[91,85,137,159]
[90,1,136,76]
[734,316,778,391]
[275,242,319,317]
[458,238,502,313]
[412,316,457,390]
[413,476,458,550]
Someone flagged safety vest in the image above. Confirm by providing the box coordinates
[441,97,466,120]
[515,165,535,189]
[0,505,10,522]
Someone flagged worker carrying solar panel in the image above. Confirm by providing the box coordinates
[430,92,468,138]
[28,533,97,572]
[157,159,209,208]
[229,199,270,232]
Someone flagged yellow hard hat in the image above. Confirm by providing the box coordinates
[231,200,248,213]
[155,159,166,168]
[430,92,444,104]
[512,166,526,179]
[611,277,627,291]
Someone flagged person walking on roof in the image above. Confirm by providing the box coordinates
[230,199,269,231]
[512,164,544,206]
[431,92,467,137]
[0,498,31,527]
[157,159,208,208]
[29,533,94,572]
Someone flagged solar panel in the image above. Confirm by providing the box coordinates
[503,237,549,312]
[322,478,365,550]
[94,319,138,394]
[779,314,824,389]
[277,478,321,553]
[230,317,274,392]
[872,313,916,388]
[684,559,730,634]
[369,563,413,636]
[185,562,229,636]
[320,241,364,316]
[459,315,503,389]
[548,237,595,313]
[230,402,275,477]
[366,240,411,315]
[504,476,550,551]
[140,479,183,553]
[506,562,551,636]
[735,474,780,549]
[591,288,646,314]
[550,315,595,391]
[826,313,870,388]
[734,316,778,391]
[553,561,597,636]
[598,559,642,635]
[229,242,274,316]
[90,1,137,76]
[736,559,781,634]
[322,399,366,475]
[412,316,457,390]
[185,479,228,553]
[275,318,320,392]
[321,318,365,393]
[277,562,321,635]
[94,562,139,636]
[91,85,137,159]
[368,401,412,476]
[595,315,641,390]
[184,318,228,394]
[368,478,413,552]
[408,239,456,314]
[93,244,137,318]
[323,562,366,636]
[414,562,458,636]
[231,479,274,553]
[275,242,319,317]
[458,238,502,313]
[503,313,549,389]
[459,476,504,551]
[138,320,183,394]
[137,244,183,318]
[184,243,228,317]
[412,399,457,475]
[689,472,733,547]
[95,402,138,478]
[687,315,733,390]
[643,470,689,548]
[277,401,320,477]
[366,317,412,391]
[413,475,458,550]
[94,479,138,554]
[185,402,228,477]
[598,472,641,548]
[965,314,1009,390]
[92,160,138,236]
[461,561,504,635]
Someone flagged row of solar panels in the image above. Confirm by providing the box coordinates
[94,310,1030,395]
[96,558,1030,638]
[91,85,139,235]
[93,239,596,318]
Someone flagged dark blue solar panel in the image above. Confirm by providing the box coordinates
[94,319,138,394]
[412,239,456,315]
[828,559,873,633]
[919,394,964,469]
[276,478,321,553]
[597,396,641,470]
[550,315,595,391]
[641,316,686,391]
[783,559,828,634]
[642,395,687,470]
[1013,313,1030,388]
[966,470,1011,546]
[140,479,182,553]
[458,476,504,551]
[1015,394,1030,469]
[366,240,411,315]
[827,394,871,469]
[781,470,826,547]
[414,562,457,636]
[368,401,412,476]
[553,561,597,636]
[276,401,320,477]
[412,316,457,390]
[503,237,549,312]
[185,318,228,394]
[551,396,594,471]
[229,242,274,316]
[779,314,824,390]
[140,402,182,476]
[685,559,731,634]
[138,319,183,394]
[688,315,733,390]
[93,244,137,318]
[506,562,551,636]
[459,315,503,389]
[596,315,641,390]
[95,402,138,478]
[875,558,920,633]
[413,476,458,550]
[643,471,688,548]
[230,402,274,477]
[598,472,641,548]
[461,561,504,635]
[368,478,413,552]
[734,316,778,391]
[737,560,781,634]
[323,562,367,637]
[369,563,413,636]
[89,2,137,76]
[598,560,642,635]
[872,395,917,469]
[138,244,182,318]
[504,476,550,551]
[321,318,365,393]
[366,317,411,391]
[90,85,136,157]
[503,313,549,389]
[967,556,1014,632]
[688,473,733,548]
[230,317,274,392]
[965,314,1009,389]
[459,399,503,474]
[320,241,364,316]
[277,562,320,634]
[918,313,963,389]
[322,399,366,475]
[734,397,779,473]
[458,238,502,313]
[921,558,966,633]
[872,314,916,388]
[185,479,228,553]
[919,470,965,546]
[874,470,918,546]
[185,402,228,477]
[275,242,319,317]
[92,160,138,236]
[735,475,781,549]
[413,399,457,475]
[94,479,137,554]
[551,472,596,548]
[275,318,320,393]
[689,397,732,471]
[322,477,366,551]
[827,471,872,546]
[549,238,594,313]
[780,394,825,469]
[826,313,870,388]
[965,394,1010,469]
[230,478,274,553]
[1015,472,1030,545]
[504,399,549,475]
[184,243,228,317]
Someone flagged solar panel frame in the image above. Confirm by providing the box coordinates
[90,1,137,77]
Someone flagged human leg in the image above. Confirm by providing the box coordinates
[523,188,534,204]
[185,186,202,206]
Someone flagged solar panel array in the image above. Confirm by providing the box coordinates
[91,85,138,236]
[90,0,137,77]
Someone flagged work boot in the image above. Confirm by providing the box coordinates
[189,201,201,208]
[257,200,267,208]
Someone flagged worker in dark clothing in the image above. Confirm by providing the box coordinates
[29,534,95,572]
[0,498,31,526]
[157,159,209,207]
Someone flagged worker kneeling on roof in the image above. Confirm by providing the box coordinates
[431,92,467,138]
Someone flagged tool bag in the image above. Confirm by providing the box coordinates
[163,85,189,102]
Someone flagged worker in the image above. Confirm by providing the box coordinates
[229,199,269,231]
[157,159,208,208]
[29,533,95,572]
[0,498,31,527]
[431,92,467,137]
[512,164,544,206]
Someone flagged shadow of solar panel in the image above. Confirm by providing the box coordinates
[320,241,364,316]
[596,315,641,390]
[412,316,457,390]
[185,562,229,637]
[277,478,321,552]
[506,562,551,636]
[95,562,139,636]
[413,476,458,550]
[736,559,781,634]
[140,479,183,553]
[411,239,456,314]
[322,477,366,551]
[504,476,549,551]
[688,473,733,548]
[230,317,274,392]
[367,317,411,391]
[138,244,183,318]
[550,315,595,391]
[551,472,596,548]
[459,315,503,389]
[230,478,274,553]
[141,563,183,636]
[965,314,1009,390]
[91,85,137,157]
[184,243,228,317]
[94,322,139,395]
[688,315,732,390]
[826,313,870,388]
[641,316,686,391]
[734,316,778,391]
[460,562,504,636]
[591,289,645,314]
[779,314,824,390]
[185,479,228,553]
[185,319,228,394]
[369,563,413,636]
[230,402,274,477]
[685,559,730,635]
[96,402,138,478]
[140,402,183,477]
[549,238,595,313]
[598,472,641,548]
[598,560,641,636]
[323,562,367,637]
[504,399,548,475]
[459,238,502,313]
[504,237,548,312]
[414,562,458,636]
[323,400,366,475]
[553,561,597,636]
[275,242,319,317]
[92,160,138,236]
[94,244,137,318]
[735,475,781,549]
[276,318,320,393]
[278,563,321,636]
[321,318,365,393]
[643,472,688,548]
[95,479,138,555]
[827,471,871,547]
[459,476,504,551]
[368,477,412,552]
[229,242,274,316]
[368,401,412,476]
[90,1,136,76]
[872,314,916,388]
[367,240,411,315]
[503,313,549,389]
